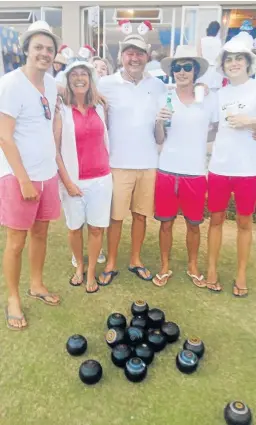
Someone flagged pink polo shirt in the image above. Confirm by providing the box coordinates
[72,106,110,180]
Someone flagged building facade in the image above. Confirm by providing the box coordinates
[1,1,256,67]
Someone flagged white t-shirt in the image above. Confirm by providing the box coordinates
[209,78,256,176]
[158,90,218,175]
[98,71,167,169]
[197,36,223,89]
[0,68,58,181]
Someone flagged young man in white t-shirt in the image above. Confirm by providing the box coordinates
[207,38,256,296]
[153,46,218,287]
[0,21,60,330]
[97,34,167,285]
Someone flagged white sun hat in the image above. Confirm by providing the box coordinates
[161,45,209,78]
[20,20,60,48]
[216,37,256,76]
[119,34,151,54]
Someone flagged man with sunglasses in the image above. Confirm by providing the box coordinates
[0,21,60,330]
[153,46,218,288]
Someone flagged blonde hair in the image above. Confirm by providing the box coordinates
[63,65,100,107]
[91,56,112,75]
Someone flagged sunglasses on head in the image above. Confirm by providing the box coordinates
[172,63,194,73]
[41,96,51,120]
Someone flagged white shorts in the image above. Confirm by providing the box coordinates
[60,173,112,230]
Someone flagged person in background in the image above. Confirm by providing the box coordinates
[53,48,67,77]
[207,37,256,296]
[91,56,112,78]
[0,21,61,330]
[54,57,112,293]
[97,34,167,286]
[145,50,161,72]
[197,21,223,91]
[153,46,218,288]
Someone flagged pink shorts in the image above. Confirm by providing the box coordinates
[208,172,256,216]
[154,170,207,224]
[0,174,60,230]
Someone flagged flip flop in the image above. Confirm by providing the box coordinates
[152,270,173,287]
[128,266,153,281]
[4,307,27,331]
[206,281,222,293]
[69,273,84,287]
[187,271,207,288]
[86,284,100,294]
[96,270,119,286]
[27,289,60,306]
[232,281,248,298]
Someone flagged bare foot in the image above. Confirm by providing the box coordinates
[129,263,152,279]
[7,296,27,329]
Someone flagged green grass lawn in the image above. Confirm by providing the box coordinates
[0,216,255,425]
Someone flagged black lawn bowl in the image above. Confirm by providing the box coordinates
[183,337,205,359]
[107,313,127,330]
[176,349,199,374]
[111,344,133,368]
[79,360,103,385]
[125,326,145,346]
[131,300,149,317]
[147,308,165,329]
[161,322,180,343]
[135,343,154,365]
[124,357,147,383]
[130,315,148,330]
[224,401,252,425]
[66,334,87,356]
[105,327,125,348]
[147,329,167,352]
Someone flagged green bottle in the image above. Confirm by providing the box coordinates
[164,92,173,128]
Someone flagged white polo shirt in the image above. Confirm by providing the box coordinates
[158,90,218,175]
[0,68,58,181]
[98,71,167,169]
[209,78,256,176]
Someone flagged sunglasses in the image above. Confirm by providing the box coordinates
[41,96,51,120]
[172,63,194,73]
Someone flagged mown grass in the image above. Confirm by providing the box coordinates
[0,216,255,425]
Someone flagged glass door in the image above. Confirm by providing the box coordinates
[180,6,222,46]
[41,7,62,38]
[81,6,101,55]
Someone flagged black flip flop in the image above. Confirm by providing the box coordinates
[96,270,119,286]
[128,266,152,281]
[232,281,248,298]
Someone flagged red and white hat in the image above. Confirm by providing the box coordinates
[137,21,153,36]
[119,19,132,35]
[78,44,96,59]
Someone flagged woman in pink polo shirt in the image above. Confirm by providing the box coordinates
[54,57,112,294]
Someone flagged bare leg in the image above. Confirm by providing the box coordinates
[152,220,174,287]
[207,212,226,290]
[186,221,206,287]
[87,225,104,292]
[3,228,27,328]
[29,220,59,303]
[234,214,252,295]
[69,226,84,285]
[130,212,150,279]
[98,219,123,284]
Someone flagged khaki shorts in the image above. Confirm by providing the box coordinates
[111,168,156,220]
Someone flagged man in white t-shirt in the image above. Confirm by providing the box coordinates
[97,34,167,285]
[153,45,218,288]
[0,21,61,330]
[207,38,256,296]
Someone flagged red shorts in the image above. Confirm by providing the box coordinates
[0,174,60,231]
[154,170,207,224]
[208,172,256,216]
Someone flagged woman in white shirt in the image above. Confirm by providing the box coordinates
[207,37,256,297]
